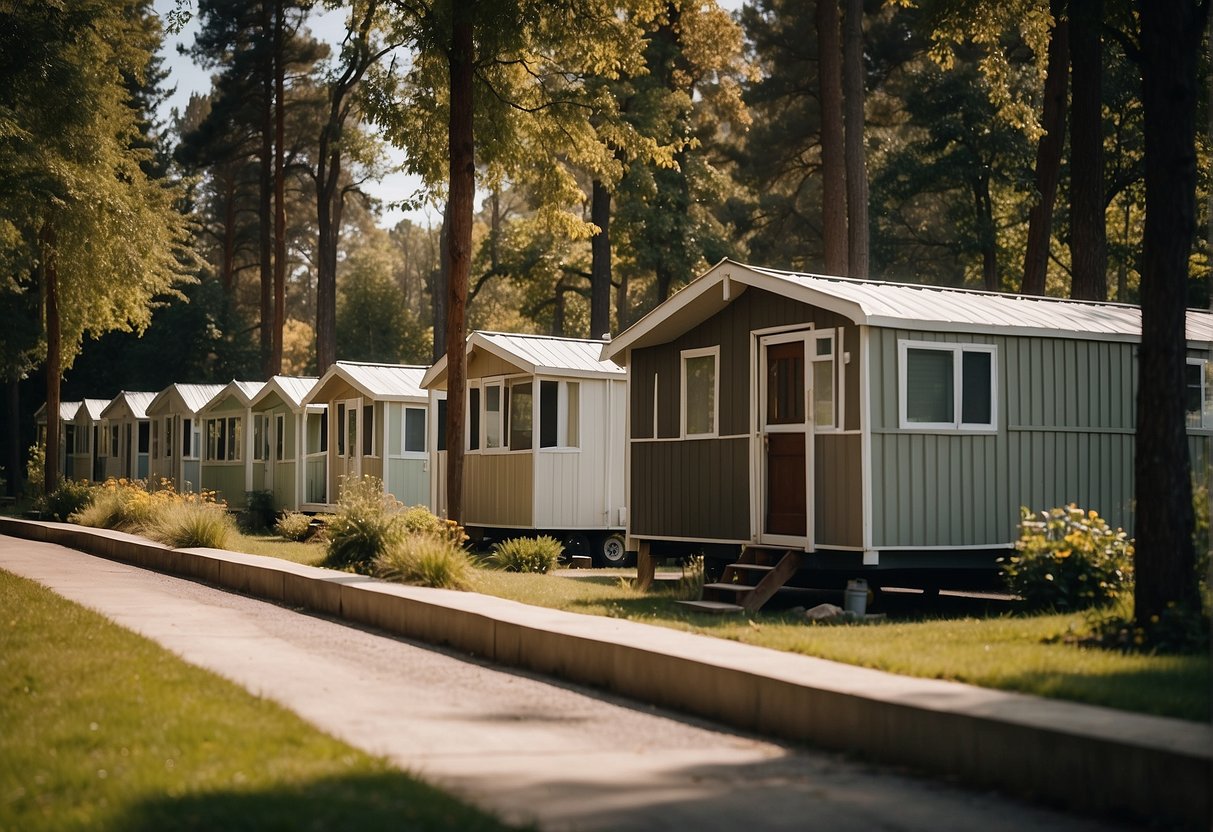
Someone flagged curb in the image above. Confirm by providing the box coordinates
[1,516,1209,828]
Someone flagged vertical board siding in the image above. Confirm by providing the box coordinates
[273,461,296,510]
[385,459,429,507]
[533,378,612,529]
[204,465,246,508]
[631,438,749,541]
[814,434,863,546]
[465,452,534,528]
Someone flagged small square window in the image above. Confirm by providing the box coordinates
[899,341,996,431]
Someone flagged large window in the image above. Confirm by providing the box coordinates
[1187,359,1213,429]
[509,383,533,450]
[899,341,996,430]
[182,418,199,460]
[205,416,243,461]
[539,380,579,448]
[484,383,503,449]
[138,422,149,455]
[681,347,718,438]
[403,407,427,455]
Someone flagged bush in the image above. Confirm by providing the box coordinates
[71,478,164,531]
[490,535,563,574]
[275,511,313,542]
[324,476,405,572]
[144,500,235,549]
[374,534,472,590]
[1000,505,1133,611]
[45,479,96,521]
[25,444,43,500]
[243,490,276,532]
[399,504,468,545]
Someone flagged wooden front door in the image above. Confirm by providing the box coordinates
[760,333,810,545]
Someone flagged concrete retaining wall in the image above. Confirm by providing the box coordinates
[1,515,1208,828]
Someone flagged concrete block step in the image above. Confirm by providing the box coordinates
[676,600,745,614]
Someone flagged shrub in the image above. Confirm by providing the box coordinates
[144,500,235,549]
[1000,505,1133,611]
[45,479,96,521]
[374,534,472,590]
[399,504,468,545]
[71,478,164,531]
[243,490,276,532]
[324,476,404,572]
[25,444,43,500]
[275,511,313,542]
[673,555,705,601]
[490,535,563,574]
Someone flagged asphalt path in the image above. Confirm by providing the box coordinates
[0,535,1128,832]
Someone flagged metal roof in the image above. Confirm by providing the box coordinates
[251,376,318,410]
[147,383,227,416]
[422,331,623,389]
[303,362,429,404]
[603,259,1213,359]
[99,391,156,421]
[197,380,267,413]
[35,401,81,422]
[77,399,111,422]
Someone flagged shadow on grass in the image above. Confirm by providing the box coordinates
[110,770,522,832]
[994,665,1212,722]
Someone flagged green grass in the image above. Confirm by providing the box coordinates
[0,569,517,832]
[229,531,327,565]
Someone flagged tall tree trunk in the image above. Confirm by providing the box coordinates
[315,175,338,371]
[431,201,450,363]
[615,269,630,333]
[1207,13,1212,311]
[6,373,19,498]
[656,263,675,303]
[974,175,998,291]
[1022,0,1070,296]
[1133,0,1207,626]
[590,179,612,339]
[842,0,869,278]
[445,4,474,524]
[1069,0,1107,300]
[817,0,847,276]
[270,0,286,376]
[259,0,274,374]
[42,224,60,495]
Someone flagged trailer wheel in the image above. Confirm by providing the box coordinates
[595,533,631,568]
[563,533,591,560]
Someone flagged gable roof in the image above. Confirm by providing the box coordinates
[99,391,156,421]
[76,399,112,422]
[198,380,265,413]
[146,383,227,417]
[303,362,429,405]
[602,259,1213,360]
[250,376,319,410]
[421,331,624,389]
[35,401,82,422]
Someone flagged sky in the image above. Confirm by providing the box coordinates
[152,0,746,231]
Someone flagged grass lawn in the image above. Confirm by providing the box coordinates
[229,530,326,566]
[0,569,517,832]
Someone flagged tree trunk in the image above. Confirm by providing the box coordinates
[590,178,612,339]
[270,0,286,377]
[973,175,998,291]
[42,224,60,495]
[6,373,19,498]
[1022,0,1069,296]
[615,268,630,333]
[842,0,868,278]
[1207,14,1212,311]
[817,0,847,276]
[431,201,450,363]
[444,4,474,524]
[259,0,274,374]
[1069,0,1107,300]
[1134,0,1206,626]
[315,176,338,371]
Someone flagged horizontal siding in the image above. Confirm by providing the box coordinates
[632,438,749,541]
[815,433,862,547]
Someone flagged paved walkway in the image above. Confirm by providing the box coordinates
[0,535,1124,831]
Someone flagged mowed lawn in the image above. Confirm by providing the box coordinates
[0,569,518,832]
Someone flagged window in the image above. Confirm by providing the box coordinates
[681,347,718,437]
[275,414,285,460]
[253,415,267,461]
[484,383,503,449]
[812,333,836,429]
[509,382,533,450]
[205,416,242,461]
[306,411,327,454]
[899,341,996,430]
[65,424,76,455]
[138,422,149,454]
[164,417,172,458]
[336,403,346,456]
[539,380,579,448]
[181,418,197,459]
[435,398,447,452]
[468,387,480,450]
[1186,359,1213,429]
[403,407,426,454]
[347,406,358,457]
[226,416,241,461]
[362,405,374,456]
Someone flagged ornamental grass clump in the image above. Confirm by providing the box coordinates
[375,535,472,590]
[144,500,236,549]
[490,535,563,574]
[274,511,313,542]
[71,478,166,531]
[324,476,405,572]
[1000,505,1133,611]
[399,504,468,545]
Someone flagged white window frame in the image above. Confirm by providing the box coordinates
[275,413,286,461]
[537,378,580,451]
[1186,358,1213,430]
[482,380,506,453]
[898,340,998,432]
[811,330,839,431]
[401,405,428,459]
[253,414,268,462]
[181,417,200,461]
[507,379,535,452]
[467,384,481,453]
[681,345,720,439]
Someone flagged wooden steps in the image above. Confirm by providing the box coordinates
[677,546,805,614]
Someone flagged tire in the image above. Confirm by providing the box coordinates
[594,533,631,568]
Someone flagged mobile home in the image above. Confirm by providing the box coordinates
[601,259,1213,598]
[34,401,81,481]
[98,391,155,481]
[146,383,225,493]
[248,375,324,511]
[302,362,430,509]
[196,381,265,509]
[422,331,628,565]
[69,399,110,482]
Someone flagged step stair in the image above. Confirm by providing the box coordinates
[698,546,805,613]
[676,599,745,614]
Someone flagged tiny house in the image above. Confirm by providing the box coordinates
[98,392,155,481]
[69,399,110,482]
[196,381,265,509]
[146,383,225,493]
[34,401,81,481]
[248,375,324,511]
[601,259,1213,588]
[421,331,628,565]
[302,362,430,509]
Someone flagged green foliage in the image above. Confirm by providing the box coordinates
[243,490,276,532]
[323,476,405,572]
[144,500,236,550]
[399,504,468,545]
[336,230,432,364]
[673,555,705,602]
[490,535,563,574]
[70,478,161,531]
[1000,506,1134,611]
[24,444,43,500]
[374,534,473,591]
[275,511,314,542]
[44,479,95,521]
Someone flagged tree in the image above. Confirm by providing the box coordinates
[817,0,848,275]
[1132,0,1210,630]
[0,0,192,491]
[337,230,431,362]
[1068,0,1107,300]
[843,0,869,277]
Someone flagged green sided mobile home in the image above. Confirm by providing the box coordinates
[197,380,265,509]
[68,399,110,483]
[248,375,324,511]
[302,362,431,509]
[34,400,81,481]
[146,383,226,493]
[602,259,1213,587]
[98,391,155,481]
